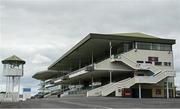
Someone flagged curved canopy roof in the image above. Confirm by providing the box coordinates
[48,32,176,71]
[32,70,59,81]
[2,55,25,64]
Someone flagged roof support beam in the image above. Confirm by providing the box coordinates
[109,41,112,58]
[91,51,94,64]
[109,71,112,83]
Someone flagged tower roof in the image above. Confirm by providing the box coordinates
[2,55,25,64]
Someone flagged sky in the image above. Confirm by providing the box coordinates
[0,0,180,95]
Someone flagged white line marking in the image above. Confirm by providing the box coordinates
[58,100,111,109]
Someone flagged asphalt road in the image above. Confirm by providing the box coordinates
[0,97,180,108]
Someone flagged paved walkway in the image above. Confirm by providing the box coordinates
[0,97,180,108]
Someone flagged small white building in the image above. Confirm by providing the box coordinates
[1,55,25,102]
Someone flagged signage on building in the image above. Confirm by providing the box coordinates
[23,88,31,92]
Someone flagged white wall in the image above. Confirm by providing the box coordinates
[95,58,132,71]
[122,49,174,70]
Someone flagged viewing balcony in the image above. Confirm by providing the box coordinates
[53,64,95,84]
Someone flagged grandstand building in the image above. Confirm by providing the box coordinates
[33,32,176,98]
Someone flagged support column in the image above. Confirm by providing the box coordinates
[166,78,169,99]
[91,51,94,64]
[78,80,81,91]
[12,77,14,92]
[79,59,81,69]
[18,77,20,96]
[6,77,8,94]
[91,76,94,89]
[109,41,112,58]
[109,71,112,83]
[139,84,141,99]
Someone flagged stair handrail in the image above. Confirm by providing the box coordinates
[146,64,161,74]
[153,70,175,79]
[113,49,136,58]
[87,82,114,94]
[120,54,140,67]
[102,77,133,95]
[102,70,175,96]
[136,70,174,83]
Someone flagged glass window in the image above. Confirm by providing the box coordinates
[152,43,160,50]
[136,42,172,51]
[145,61,152,64]
[160,44,172,51]
[148,57,158,62]
[137,61,144,63]
[136,42,151,50]
[164,62,171,66]
[155,62,162,66]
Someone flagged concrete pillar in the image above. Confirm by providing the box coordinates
[6,77,8,94]
[110,71,112,83]
[12,77,14,92]
[18,77,20,101]
[109,41,112,58]
[91,51,94,64]
[166,78,169,99]
[78,80,81,91]
[139,84,141,99]
[91,76,94,89]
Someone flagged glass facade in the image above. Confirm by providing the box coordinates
[136,42,172,51]
[152,43,160,50]
[160,44,172,51]
[136,42,151,50]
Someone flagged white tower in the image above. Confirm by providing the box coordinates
[2,55,25,102]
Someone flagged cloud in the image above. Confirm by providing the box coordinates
[32,54,51,64]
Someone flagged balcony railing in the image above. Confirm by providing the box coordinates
[53,64,95,83]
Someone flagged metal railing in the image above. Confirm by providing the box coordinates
[101,70,175,96]
[87,82,114,97]
[102,78,134,96]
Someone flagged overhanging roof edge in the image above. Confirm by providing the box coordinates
[90,33,176,44]
[48,34,92,69]
[48,33,176,70]
[32,70,59,81]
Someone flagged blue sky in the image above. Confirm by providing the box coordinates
[0,0,180,94]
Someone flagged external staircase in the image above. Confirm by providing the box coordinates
[87,52,175,97]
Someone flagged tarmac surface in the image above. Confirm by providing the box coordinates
[0,97,180,108]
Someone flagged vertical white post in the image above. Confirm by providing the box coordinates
[18,77,20,99]
[139,84,141,99]
[12,77,14,102]
[110,71,112,83]
[8,77,10,94]
[167,78,169,99]
[12,77,14,92]
[91,76,94,89]
[135,42,137,49]
[6,77,8,94]
[91,51,94,64]
[109,41,112,58]
[78,80,80,91]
